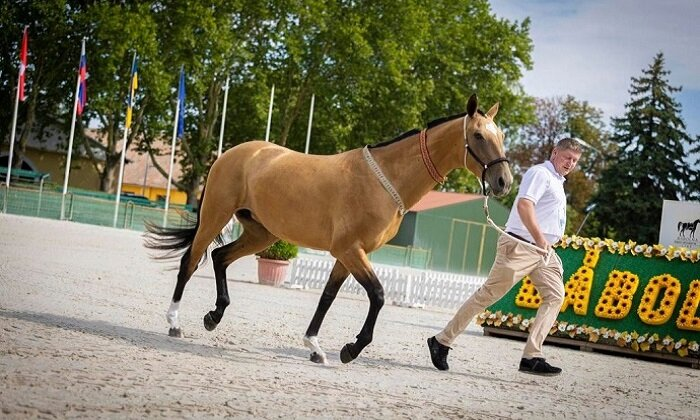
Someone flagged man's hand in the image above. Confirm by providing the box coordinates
[516,198,549,254]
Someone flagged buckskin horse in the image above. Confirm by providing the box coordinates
[145,94,512,364]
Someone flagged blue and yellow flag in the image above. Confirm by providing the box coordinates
[125,54,138,129]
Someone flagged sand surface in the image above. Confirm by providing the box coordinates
[1,213,698,419]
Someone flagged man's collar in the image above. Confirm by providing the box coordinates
[544,160,566,181]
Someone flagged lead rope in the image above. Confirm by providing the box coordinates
[462,115,552,264]
[363,146,407,215]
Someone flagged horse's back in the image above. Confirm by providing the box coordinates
[212,141,353,186]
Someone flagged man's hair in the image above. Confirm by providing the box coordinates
[555,137,583,153]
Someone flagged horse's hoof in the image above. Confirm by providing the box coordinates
[168,328,184,338]
[310,352,328,365]
[340,343,357,364]
[203,312,218,331]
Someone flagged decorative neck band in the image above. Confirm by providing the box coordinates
[419,129,445,184]
[362,146,407,215]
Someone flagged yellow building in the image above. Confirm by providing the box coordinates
[120,144,188,205]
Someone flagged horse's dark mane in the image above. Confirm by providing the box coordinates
[369,110,479,149]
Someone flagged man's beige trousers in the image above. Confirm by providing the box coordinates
[436,234,565,359]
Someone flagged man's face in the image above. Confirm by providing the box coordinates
[550,148,581,176]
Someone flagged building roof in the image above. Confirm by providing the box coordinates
[13,126,107,160]
[122,141,184,189]
[409,190,484,212]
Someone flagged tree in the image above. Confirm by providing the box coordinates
[0,1,86,168]
[3,0,536,205]
[689,137,700,201]
[590,53,699,243]
[81,2,167,193]
[255,0,535,191]
[141,0,245,206]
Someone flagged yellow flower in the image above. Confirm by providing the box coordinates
[638,274,681,325]
[665,246,678,261]
[616,241,627,255]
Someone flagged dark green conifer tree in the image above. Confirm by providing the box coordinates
[590,53,699,243]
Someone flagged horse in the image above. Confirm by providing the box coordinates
[678,219,700,239]
[144,94,512,364]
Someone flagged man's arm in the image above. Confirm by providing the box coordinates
[516,198,549,252]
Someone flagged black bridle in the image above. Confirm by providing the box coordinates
[462,116,510,196]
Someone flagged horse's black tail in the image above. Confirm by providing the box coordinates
[143,186,225,262]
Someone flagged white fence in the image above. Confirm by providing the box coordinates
[289,255,486,310]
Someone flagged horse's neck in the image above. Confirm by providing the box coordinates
[370,120,463,208]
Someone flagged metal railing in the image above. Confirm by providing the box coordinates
[1,183,191,232]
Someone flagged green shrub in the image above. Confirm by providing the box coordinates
[256,240,298,261]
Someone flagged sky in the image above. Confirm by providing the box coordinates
[489,0,700,139]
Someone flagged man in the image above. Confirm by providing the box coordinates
[427,137,583,376]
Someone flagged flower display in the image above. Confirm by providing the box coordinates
[594,270,639,320]
[555,235,699,263]
[561,265,595,316]
[637,274,681,325]
[500,235,699,362]
[583,248,601,268]
[477,309,700,359]
[514,276,541,309]
[676,279,700,332]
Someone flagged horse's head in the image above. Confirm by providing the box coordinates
[463,94,513,197]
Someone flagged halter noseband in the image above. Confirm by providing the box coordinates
[462,115,509,196]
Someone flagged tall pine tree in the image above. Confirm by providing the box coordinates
[590,53,699,244]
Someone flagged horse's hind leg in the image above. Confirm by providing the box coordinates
[303,260,350,364]
[167,204,234,337]
[334,248,385,364]
[204,210,277,331]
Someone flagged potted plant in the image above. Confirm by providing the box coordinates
[256,240,299,287]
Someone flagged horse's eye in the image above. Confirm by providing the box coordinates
[474,132,485,141]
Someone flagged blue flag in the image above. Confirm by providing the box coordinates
[177,67,185,138]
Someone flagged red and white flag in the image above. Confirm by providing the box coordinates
[19,26,28,102]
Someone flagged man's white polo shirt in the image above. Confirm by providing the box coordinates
[505,160,567,244]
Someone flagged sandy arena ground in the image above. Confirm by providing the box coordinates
[1,213,699,419]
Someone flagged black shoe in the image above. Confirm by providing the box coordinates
[518,357,562,376]
[427,336,450,371]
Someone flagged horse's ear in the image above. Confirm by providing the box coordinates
[486,102,499,119]
[466,94,478,117]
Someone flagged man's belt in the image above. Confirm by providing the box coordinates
[506,231,536,246]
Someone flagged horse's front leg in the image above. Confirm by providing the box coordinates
[303,260,349,364]
[336,251,385,364]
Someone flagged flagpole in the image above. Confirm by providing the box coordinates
[61,38,85,220]
[217,76,230,158]
[304,94,315,154]
[113,52,137,228]
[265,84,274,142]
[113,125,129,227]
[163,91,181,228]
[2,75,21,213]
[3,26,27,213]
